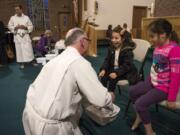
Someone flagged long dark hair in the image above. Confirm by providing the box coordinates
[148,18,179,45]
[112,26,122,34]
[170,31,179,44]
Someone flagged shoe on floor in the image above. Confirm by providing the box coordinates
[20,65,25,69]
[32,62,38,67]
[0,64,5,67]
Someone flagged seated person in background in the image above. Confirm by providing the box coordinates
[129,19,180,135]
[35,30,56,56]
[99,26,138,101]
[122,23,131,33]
[55,39,66,54]
[117,25,122,29]
[106,25,112,39]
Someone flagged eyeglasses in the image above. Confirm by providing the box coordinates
[83,37,91,42]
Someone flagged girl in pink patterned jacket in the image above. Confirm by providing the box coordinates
[129,19,180,135]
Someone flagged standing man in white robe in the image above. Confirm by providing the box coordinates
[22,28,114,135]
[8,4,35,69]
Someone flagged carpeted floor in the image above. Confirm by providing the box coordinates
[0,46,180,135]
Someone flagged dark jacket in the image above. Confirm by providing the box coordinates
[0,21,8,65]
[0,21,6,45]
[100,41,139,85]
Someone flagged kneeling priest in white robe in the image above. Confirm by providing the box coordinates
[22,28,114,135]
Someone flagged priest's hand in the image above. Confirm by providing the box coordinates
[109,72,117,79]
[19,25,28,30]
[167,101,176,110]
[15,24,21,30]
[109,92,115,102]
[99,70,106,77]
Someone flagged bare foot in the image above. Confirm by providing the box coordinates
[144,123,155,135]
[147,132,156,135]
[131,116,142,131]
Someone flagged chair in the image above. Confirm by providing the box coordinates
[117,39,151,90]
[116,39,151,117]
[159,87,180,110]
[32,36,41,48]
[153,88,180,134]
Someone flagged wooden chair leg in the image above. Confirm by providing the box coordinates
[155,104,159,112]
[124,99,132,118]
[118,85,121,95]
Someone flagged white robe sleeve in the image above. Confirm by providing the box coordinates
[26,16,33,33]
[8,16,15,33]
[73,59,112,108]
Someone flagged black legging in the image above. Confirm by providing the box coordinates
[100,72,125,92]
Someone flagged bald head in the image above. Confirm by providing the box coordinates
[65,28,85,46]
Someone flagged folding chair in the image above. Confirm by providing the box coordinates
[151,87,180,134]
[116,39,151,117]
[158,87,180,111]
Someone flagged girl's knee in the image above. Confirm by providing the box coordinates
[135,99,147,112]
[134,100,141,112]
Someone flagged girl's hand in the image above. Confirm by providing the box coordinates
[99,70,106,77]
[167,101,176,110]
[109,73,117,79]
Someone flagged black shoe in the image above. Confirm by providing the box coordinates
[126,118,141,132]
[20,64,25,69]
